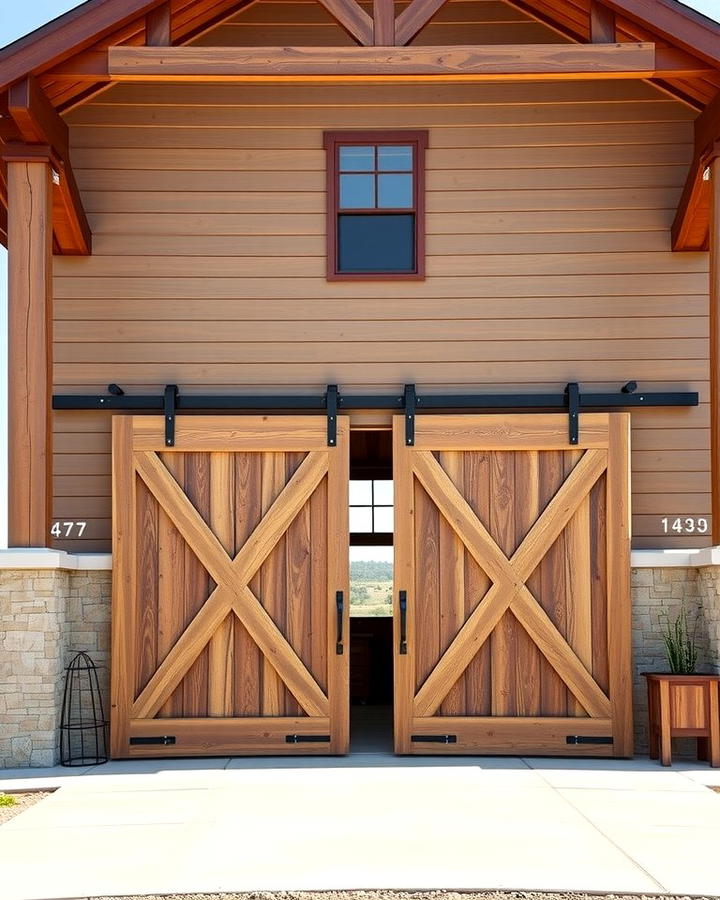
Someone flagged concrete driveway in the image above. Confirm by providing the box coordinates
[0,754,719,900]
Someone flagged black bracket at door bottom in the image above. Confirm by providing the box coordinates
[411,734,457,744]
[130,735,176,745]
[566,735,614,745]
[285,734,331,743]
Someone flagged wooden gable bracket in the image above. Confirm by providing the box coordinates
[6,76,91,255]
[672,93,720,252]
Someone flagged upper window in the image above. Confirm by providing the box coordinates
[324,131,428,281]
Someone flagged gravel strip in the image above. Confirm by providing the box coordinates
[0,791,53,825]
[84,892,720,900]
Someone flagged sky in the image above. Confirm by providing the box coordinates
[0,1,719,548]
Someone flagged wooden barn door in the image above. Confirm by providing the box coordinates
[111,415,349,757]
[393,413,632,757]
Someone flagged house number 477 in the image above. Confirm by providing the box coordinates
[660,517,708,534]
[50,521,87,538]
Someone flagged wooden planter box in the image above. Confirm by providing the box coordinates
[644,673,720,767]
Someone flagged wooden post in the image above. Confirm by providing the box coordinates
[710,153,720,545]
[4,148,53,546]
[590,1,615,43]
[373,0,395,45]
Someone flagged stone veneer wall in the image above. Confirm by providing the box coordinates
[1,563,719,766]
[0,569,111,768]
[632,566,720,753]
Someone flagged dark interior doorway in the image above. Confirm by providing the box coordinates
[349,429,394,752]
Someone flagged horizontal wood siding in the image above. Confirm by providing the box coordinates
[52,0,709,552]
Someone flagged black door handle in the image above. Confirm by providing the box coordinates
[336,591,344,654]
[399,590,408,654]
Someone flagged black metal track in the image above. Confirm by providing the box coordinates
[52,382,699,447]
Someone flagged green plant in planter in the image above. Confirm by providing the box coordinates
[662,604,699,674]
[0,794,16,808]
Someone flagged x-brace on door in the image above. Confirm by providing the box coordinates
[111,415,349,757]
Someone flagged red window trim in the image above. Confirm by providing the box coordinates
[323,130,428,282]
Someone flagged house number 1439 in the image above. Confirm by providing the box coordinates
[660,517,708,534]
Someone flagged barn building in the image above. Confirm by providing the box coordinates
[1,0,720,766]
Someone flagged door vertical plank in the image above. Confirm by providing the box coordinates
[328,424,349,753]
[415,476,440,691]
[111,416,136,757]
[463,450,492,716]
[490,451,515,716]
[183,452,211,717]
[565,450,593,717]
[135,478,159,699]
[590,474,610,694]
[208,452,235,716]
[310,473,329,694]
[234,452,262,716]
[157,453,185,718]
[514,451,541,716]
[539,451,568,716]
[261,452,286,716]
[439,451,465,715]
[393,417,415,753]
[607,414,633,756]
[285,451,311,717]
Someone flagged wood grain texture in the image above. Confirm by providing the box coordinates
[8,159,53,547]
[107,43,664,80]
[397,414,627,756]
[113,416,350,757]
[54,74,708,552]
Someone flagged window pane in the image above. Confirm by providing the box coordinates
[349,480,373,504]
[378,174,413,209]
[378,145,413,171]
[338,214,415,273]
[373,480,393,505]
[340,174,375,209]
[374,507,394,533]
[350,506,373,532]
[339,145,375,171]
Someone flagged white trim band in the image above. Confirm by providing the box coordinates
[0,548,112,570]
[1,546,720,572]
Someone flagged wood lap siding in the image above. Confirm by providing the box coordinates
[52,0,710,552]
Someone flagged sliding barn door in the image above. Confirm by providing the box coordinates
[393,413,632,757]
[111,415,349,757]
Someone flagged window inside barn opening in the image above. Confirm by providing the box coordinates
[324,131,427,280]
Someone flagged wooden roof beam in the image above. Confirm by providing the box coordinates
[600,0,720,69]
[7,76,91,255]
[396,0,450,46]
[314,0,373,46]
[672,92,720,251]
[104,42,716,81]
[146,1,171,46]
[0,0,170,91]
[590,2,616,43]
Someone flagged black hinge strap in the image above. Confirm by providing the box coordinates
[566,735,613,745]
[404,383,417,446]
[130,735,176,745]
[164,384,178,447]
[411,734,457,744]
[566,381,579,446]
[285,734,331,743]
[326,383,338,447]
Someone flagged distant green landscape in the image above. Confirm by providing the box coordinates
[350,559,392,617]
